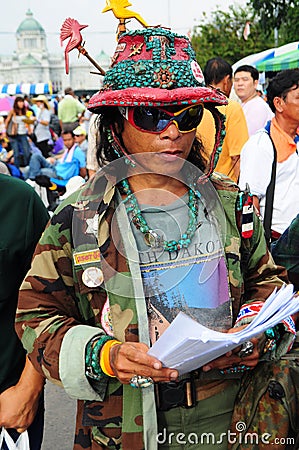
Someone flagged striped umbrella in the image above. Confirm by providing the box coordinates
[256,49,299,72]
[0,82,53,96]
[233,41,299,72]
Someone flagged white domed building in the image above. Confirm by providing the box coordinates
[0,10,110,96]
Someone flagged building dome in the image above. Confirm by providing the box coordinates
[17,9,44,33]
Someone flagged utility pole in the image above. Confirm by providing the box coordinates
[274,5,278,47]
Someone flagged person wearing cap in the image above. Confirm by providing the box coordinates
[15,28,296,450]
[73,125,88,155]
[31,95,52,157]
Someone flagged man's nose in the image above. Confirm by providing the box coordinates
[160,121,181,139]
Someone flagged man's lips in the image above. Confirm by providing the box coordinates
[157,151,183,160]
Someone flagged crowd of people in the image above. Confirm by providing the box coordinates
[0,88,101,211]
[0,20,298,450]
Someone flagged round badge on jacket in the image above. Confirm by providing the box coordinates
[82,267,104,288]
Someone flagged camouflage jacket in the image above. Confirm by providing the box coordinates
[16,171,290,450]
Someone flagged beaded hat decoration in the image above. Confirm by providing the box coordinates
[88,27,227,110]
[88,28,227,175]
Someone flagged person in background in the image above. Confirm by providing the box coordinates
[239,69,299,289]
[0,116,6,135]
[4,96,32,168]
[51,95,60,116]
[23,95,36,117]
[0,172,49,450]
[15,27,297,450]
[234,65,273,136]
[73,125,88,155]
[197,57,249,182]
[31,95,52,158]
[58,87,85,133]
[26,130,86,185]
[80,98,93,137]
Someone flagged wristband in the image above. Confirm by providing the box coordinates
[85,334,114,380]
[100,340,121,377]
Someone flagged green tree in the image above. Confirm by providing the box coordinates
[280,4,299,43]
[249,0,297,33]
[248,0,299,45]
[191,5,273,68]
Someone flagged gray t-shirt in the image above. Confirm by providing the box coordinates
[128,193,232,342]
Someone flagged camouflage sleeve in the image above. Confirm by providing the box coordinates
[15,204,107,401]
[235,213,295,356]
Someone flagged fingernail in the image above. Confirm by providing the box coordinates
[170,371,178,380]
[202,365,211,372]
[153,362,161,370]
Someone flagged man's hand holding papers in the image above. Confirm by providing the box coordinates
[148,284,299,375]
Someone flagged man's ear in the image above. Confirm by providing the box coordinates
[273,96,284,113]
[222,75,232,96]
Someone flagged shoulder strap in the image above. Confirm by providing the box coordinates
[263,121,277,246]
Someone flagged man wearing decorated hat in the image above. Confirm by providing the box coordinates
[15,12,298,450]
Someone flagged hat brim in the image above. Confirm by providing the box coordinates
[32,97,50,109]
[88,87,227,112]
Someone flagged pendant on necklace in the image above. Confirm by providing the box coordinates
[144,230,163,249]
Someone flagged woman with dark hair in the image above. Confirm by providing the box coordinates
[5,96,32,168]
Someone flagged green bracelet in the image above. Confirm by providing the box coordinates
[85,334,114,380]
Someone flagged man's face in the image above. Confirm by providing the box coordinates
[279,85,299,124]
[234,71,258,102]
[74,134,86,145]
[120,106,196,177]
[62,133,75,150]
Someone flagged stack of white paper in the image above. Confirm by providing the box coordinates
[148,284,299,375]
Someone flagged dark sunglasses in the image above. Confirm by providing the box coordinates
[118,103,204,134]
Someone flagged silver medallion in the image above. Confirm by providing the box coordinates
[144,230,162,248]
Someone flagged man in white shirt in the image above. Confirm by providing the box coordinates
[234,65,273,136]
[238,69,299,289]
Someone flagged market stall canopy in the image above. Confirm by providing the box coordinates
[0,82,52,96]
[232,41,299,72]
[256,49,299,72]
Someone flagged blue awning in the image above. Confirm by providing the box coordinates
[0,82,52,96]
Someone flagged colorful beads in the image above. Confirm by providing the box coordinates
[121,178,199,253]
[219,365,251,375]
[85,334,115,380]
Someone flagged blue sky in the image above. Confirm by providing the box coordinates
[0,0,246,57]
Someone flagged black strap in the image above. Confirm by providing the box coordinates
[263,121,277,246]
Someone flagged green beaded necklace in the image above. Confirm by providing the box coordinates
[121,178,199,252]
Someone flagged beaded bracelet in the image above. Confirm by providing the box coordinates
[85,334,115,380]
[100,340,121,377]
[219,364,251,375]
